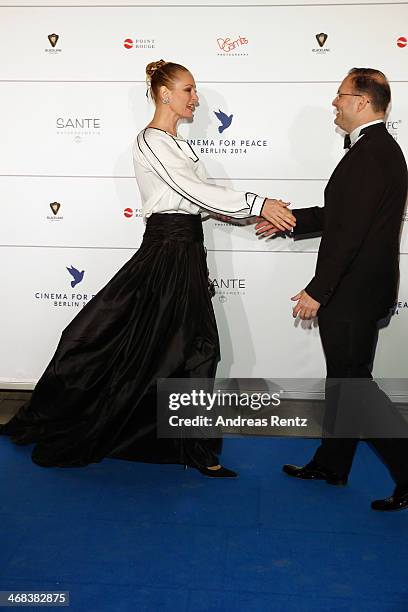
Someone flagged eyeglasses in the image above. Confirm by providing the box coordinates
[334,92,366,100]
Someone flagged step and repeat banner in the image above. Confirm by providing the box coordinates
[0,1,407,393]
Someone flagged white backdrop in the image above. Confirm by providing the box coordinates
[0,0,407,394]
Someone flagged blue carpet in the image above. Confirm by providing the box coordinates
[0,437,406,612]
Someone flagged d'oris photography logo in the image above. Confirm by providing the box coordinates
[216,35,249,56]
[45,33,61,53]
[313,32,330,54]
[34,266,95,309]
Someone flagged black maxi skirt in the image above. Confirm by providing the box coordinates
[1,214,222,468]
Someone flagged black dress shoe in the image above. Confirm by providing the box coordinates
[196,465,238,478]
[282,461,348,486]
[371,490,408,512]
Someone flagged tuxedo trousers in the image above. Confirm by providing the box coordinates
[313,315,408,487]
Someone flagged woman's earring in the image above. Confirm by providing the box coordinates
[162,97,170,104]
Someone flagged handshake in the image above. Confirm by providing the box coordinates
[255,198,296,237]
[213,199,296,237]
[212,198,296,238]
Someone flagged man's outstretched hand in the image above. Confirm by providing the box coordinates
[261,199,296,231]
[255,218,280,237]
[291,290,320,320]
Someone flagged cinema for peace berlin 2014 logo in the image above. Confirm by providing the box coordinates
[187,107,269,157]
[34,266,94,309]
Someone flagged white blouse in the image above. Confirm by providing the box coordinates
[133,127,266,219]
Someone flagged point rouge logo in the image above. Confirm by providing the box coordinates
[123,37,155,49]
[397,37,407,48]
[217,36,249,56]
[123,207,142,218]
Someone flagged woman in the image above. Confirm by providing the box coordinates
[1,60,295,476]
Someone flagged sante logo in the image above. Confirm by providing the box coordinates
[397,37,407,48]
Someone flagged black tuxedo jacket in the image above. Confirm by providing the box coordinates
[294,122,407,320]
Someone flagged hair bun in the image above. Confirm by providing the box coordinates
[146,60,168,81]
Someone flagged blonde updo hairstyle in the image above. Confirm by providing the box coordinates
[146,60,190,103]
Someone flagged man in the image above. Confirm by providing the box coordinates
[257,68,408,511]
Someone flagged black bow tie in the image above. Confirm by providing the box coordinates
[343,134,351,149]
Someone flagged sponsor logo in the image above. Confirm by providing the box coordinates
[34,266,95,308]
[187,110,269,157]
[316,33,328,47]
[392,300,408,315]
[123,207,143,218]
[386,119,402,141]
[397,36,407,48]
[214,109,233,134]
[123,37,156,49]
[213,277,246,302]
[56,117,101,143]
[47,201,63,222]
[217,36,249,56]
[313,32,330,54]
[67,265,84,288]
[46,33,61,54]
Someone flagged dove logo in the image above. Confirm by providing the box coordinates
[67,266,85,288]
[214,110,233,134]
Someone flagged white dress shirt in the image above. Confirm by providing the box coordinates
[349,119,384,147]
[133,127,266,219]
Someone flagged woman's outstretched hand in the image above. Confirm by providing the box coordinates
[261,199,296,231]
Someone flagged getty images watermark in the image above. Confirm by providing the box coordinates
[157,379,317,438]
[166,389,307,429]
[157,378,408,439]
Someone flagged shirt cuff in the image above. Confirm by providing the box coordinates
[246,193,266,216]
